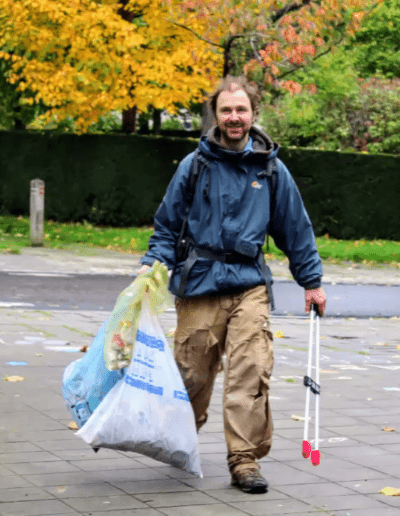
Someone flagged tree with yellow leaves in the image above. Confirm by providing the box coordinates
[0,0,221,132]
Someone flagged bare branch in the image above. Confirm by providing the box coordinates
[168,21,225,48]
[250,37,264,66]
[271,0,313,24]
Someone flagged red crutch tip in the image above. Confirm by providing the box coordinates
[311,450,320,466]
[302,440,312,458]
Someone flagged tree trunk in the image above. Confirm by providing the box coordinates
[152,109,161,134]
[201,99,214,136]
[122,106,137,134]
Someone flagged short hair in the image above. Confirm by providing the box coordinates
[209,75,262,118]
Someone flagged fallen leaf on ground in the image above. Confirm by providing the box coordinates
[56,486,67,493]
[320,370,338,374]
[68,421,79,430]
[4,376,25,382]
[396,345,400,350]
[166,327,176,338]
[274,330,284,338]
[34,353,42,357]
[80,345,89,353]
[376,342,389,346]
[382,427,395,432]
[291,415,310,422]
[379,487,400,496]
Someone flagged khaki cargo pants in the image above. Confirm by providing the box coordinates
[174,284,274,474]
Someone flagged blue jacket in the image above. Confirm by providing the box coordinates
[141,126,323,298]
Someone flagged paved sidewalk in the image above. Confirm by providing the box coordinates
[1,247,400,515]
[0,245,399,285]
[2,311,400,515]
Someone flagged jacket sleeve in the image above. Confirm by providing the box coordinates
[270,160,323,289]
[140,152,194,269]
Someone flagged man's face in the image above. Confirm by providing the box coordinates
[215,88,254,149]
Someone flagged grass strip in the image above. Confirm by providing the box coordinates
[1,216,399,266]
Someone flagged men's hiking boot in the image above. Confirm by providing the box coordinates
[231,468,268,494]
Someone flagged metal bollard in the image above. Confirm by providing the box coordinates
[30,179,45,247]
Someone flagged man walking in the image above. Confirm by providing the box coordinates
[138,75,326,493]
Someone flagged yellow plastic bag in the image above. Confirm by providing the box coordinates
[104,261,172,370]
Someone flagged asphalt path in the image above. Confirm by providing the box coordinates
[1,272,399,317]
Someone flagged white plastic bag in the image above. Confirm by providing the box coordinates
[76,299,202,477]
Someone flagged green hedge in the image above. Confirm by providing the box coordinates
[0,131,399,239]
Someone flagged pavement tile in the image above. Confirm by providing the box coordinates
[44,483,124,499]
[369,493,400,507]
[0,442,42,454]
[0,475,31,489]
[93,468,169,483]
[299,493,388,510]
[69,457,141,471]
[22,471,106,487]
[259,462,326,486]
[311,466,389,482]
[49,448,127,461]
[339,478,400,494]
[275,481,357,499]
[0,499,76,516]
[157,505,250,516]
[113,479,194,495]
[134,491,221,507]
[202,487,288,503]
[61,494,147,512]
[0,451,62,464]
[17,430,79,442]
[0,466,13,476]
[354,433,400,445]
[5,461,81,475]
[36,440,92,451]
[333,510,400,516]
[80,510,170,516]
[181,477,233,491]
[228,498,321,515]
[0,487,55,502]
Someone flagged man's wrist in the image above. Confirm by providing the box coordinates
[304,280,322,290]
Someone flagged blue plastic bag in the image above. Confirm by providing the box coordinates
[62,319,125,428]
[76,300,202,477]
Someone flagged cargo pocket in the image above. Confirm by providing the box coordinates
[174,328,221,400]
[261,323,274,382]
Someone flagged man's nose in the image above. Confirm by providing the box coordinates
[229,111,239,123]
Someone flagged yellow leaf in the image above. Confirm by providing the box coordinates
[68,421,79,430]
[4,376,25,382]
[382,427,395,432]
[379,487,400,496]
[274,330,284,338]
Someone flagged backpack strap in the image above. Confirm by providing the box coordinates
[257,157,278,252]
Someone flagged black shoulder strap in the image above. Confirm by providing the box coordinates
[257,157,278,252]
[185,148,201,209]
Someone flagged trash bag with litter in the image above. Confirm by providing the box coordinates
[104,260,172,370]
[62,319,125,428]
[76,298,202,477]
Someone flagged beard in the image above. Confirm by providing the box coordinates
[220,123,251,143]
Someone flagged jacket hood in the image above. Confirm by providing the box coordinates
[199,125,279,162]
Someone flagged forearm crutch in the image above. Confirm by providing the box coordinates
[302,304,321,466]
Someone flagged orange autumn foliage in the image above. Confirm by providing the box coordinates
[167,0,384,93]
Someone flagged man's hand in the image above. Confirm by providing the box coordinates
[137,264,151,275]
[305,287,326,317]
